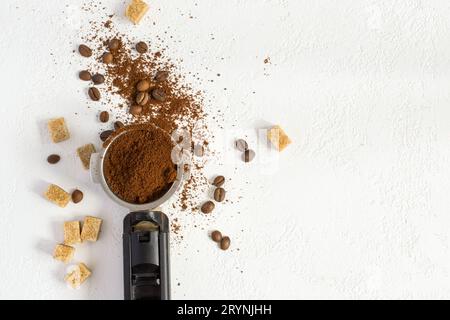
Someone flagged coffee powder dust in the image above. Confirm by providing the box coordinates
[103,124,177,204]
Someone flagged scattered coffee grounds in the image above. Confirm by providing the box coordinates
[103,124,177,204]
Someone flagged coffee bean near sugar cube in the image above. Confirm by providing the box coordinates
[235,139,248,152]
[71,189,83,204]
[47,154,60,164]
[243,149,255,163]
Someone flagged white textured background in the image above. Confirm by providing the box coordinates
[0,0,450,299]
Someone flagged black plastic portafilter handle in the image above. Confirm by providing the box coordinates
[123,211,170,300]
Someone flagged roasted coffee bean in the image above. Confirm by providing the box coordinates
[47,154,60,164]
[130,105,143,116]
[201,201,215,214]
[99,111,109,123]
[212,175,225,187]
[211,230,222,242]
[214,188,226,202]
[114,121,125,130]
[235,139,248,152]
[243,149,255,162]
[78,44,92,57]
[71,189,83,203]
[136,79,150,92]
[136,41,148,53]
[151,88,166,102]
[79,70,91,81]
[220,236,231,250]
[155,71,169,82]
[100,130,113,141]
[136,91,149,105]
[92,73,105,85]
[102,52,113,64]
[108,38,120,51]
[88,87,101,101]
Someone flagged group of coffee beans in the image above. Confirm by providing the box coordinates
[235,139,255,162]
[201,175,226,214]
[77,40,151,141]
[130,71,169,116]
[211,230,231,251]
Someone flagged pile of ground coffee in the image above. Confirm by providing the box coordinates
[103,124,178,204]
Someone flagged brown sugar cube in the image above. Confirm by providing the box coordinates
[125,0,149,24]
[53,244,75,263]
[267,125,292,152]
[81,216,103,242]
[64,221,81,245]
[65,270,80,289]
[65,263,92,289]
[78,263,92,284]
[76,143,96,170]
[47,117,70,143]
[44,184,70,208]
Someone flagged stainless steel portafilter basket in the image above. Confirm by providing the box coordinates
[90,126,185,300]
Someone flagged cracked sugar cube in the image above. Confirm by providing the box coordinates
[125,0,149,24]
[48,117,70,143]
[78,263,92,283]
[81,216,103,242]
[53,244,75,263]
[77,143,96,170]
[45,184,70,208]
[64,269,80,289]
[64,221,81,245]
[267,125,292,152]
[65,263,92,289]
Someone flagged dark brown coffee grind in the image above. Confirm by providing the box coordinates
[103,124,177,204]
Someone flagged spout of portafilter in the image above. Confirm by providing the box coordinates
[123,211,170,300]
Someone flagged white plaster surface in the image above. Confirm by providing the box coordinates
[1,0,450,299]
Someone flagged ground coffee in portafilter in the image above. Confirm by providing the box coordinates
[103,124,177,204]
